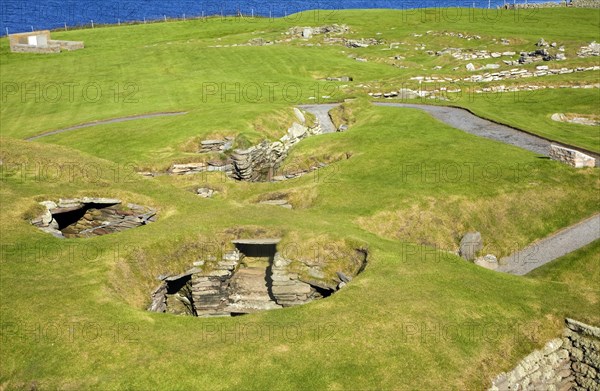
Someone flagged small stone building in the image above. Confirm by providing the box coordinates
[8,30,84,53]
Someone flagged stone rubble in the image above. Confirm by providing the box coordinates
[399,65,599,85]
[369,82,600,101]
[436,47,515,61]
[425,31,481,40]
[230,118,322,181]
[287,24,350,38]
[326,76,353,82]
[577,41,600,57]
[345,38,382,48]
[196,187,217,198]
[169,161,233,175]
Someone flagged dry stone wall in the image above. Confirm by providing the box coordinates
[165,108,324,182]
[148,245,367,317]
[230,121,322,181]
[489,318,600,391]
[564,318,600,391]
[489,338,572,391]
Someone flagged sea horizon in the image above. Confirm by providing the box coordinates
[2,0,557,36]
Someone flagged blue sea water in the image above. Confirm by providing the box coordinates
[1,0,553,35]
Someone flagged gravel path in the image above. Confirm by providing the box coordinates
[26,111,188,141]
[373,102,600,274]
[297,104,338,134]
[374,102,600,166]
[497,214,600,275]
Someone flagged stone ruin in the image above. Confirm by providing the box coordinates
[551,113,600,126]
[549,145,596,168]
[287,24,350,39]
[31,197,156,238]
[148,239,368,317]
[167,108,326,181]
[578,41,600,57]
[9,30,84,54]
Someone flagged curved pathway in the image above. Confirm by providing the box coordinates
[373,102,600,274]
[497,214,600,275]
[26,101,599,276]
[374,102,600,166]
[25,111,188,141]
[298,104,338,134]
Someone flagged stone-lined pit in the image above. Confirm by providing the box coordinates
[148,238,368,317]
[31,197,157,238]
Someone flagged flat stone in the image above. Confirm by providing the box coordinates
[39,200,57,210]
[288,122,308,139]
[459,232,483,261]
[293,108,306,124]
[51,205,84,214]
[231,238,281,245]
[475,254,498,270]
[308,267,325,279]
[200,140,224,145]
[81,197,121,205]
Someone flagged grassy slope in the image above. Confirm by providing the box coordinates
[0,8,599,391]
[1,8,599,154]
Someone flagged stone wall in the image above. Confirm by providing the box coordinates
[49,40,84,51]
[230,121,322,181]
[549,145,596,168]
[509,0,600,8]
[167,108,323,181]
[9,44,61,54]
[489,318,600,391]
[148,245,368,317]
[271,253,321,307]
[489,338,572,391]
[564,318,600,391]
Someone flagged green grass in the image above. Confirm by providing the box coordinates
[441,89,600,153]
[1,8,599,391]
